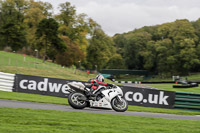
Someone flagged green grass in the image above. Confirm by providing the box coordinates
[116,73,200,82]
[1,91,199,115]
[0,51,57,69]
[161,86,200,93]
[115,74,172,82]
[0,51,115,83]
[143,83,200,93]
[0,91,67,105]
[0,107,200,133]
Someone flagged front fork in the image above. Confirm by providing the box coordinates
[116,95,123,105]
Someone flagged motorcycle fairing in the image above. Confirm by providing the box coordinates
[101,89,121,102]
[89,97,112,109]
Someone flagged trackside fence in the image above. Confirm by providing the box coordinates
[0,72,15,92]
[174,92,200,112]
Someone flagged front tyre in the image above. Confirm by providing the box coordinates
[111,97,128,112]
[68,92,87,109]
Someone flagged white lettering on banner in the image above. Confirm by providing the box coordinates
[27,80,37,90]
[125,91,133,101]
[19,78,70,94]
[133,92,143,102]
[62,84,70,93]
[159,91,169,105]
[148,94,158,104]
[49,83,62,92]
[20,80,28,89]
[38,78,48,91]
[124,91,169,105]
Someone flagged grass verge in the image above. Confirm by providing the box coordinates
[0,51,95,81]
[144,84,200,93]
[0,107,200,133]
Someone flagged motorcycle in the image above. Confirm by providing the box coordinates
[67,81,128,112]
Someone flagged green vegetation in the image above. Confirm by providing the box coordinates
[36,18,66,63]
[147,84,200,93]
[1,0,200,76]
[0,107,200,133]
[114,19,200,76]
[0,0,120,70]
[0,91,199,116]
[115,73,200,82]
[1,1,200,132]
[0,91,67,105]
[0,51,94,81]
[0,51,120,84]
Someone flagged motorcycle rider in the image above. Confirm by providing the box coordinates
[85,74,113,100]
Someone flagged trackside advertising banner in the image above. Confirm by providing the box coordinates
[14,74,175,109]
[14,74,74,97]
[122,86,175,109]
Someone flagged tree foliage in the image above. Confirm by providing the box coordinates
[105,54,126,69]
[24,0,53,50]
[36,18,65,62]
[2,0,200,76]
[0,0,27,51]
[86,27,116,70]
[115,19,200,76]
[56,36,84,67]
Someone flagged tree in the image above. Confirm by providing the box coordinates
[115,18,200,76]
[56,2,91,63]
[169,19,198,45]
[177,39,200,74]
[57,2,76,26]
[86,28,115,70]
[56,2,78,43]
[155,39,174,76]
[168,20,199,74]
[56,36,84,67]
[140,40,158,72]
[36,18,65,62]
[0,0,27,51]
[24,0,53,50]
[124,31,152,69]
[104,54,126,69]
[192,18,200,44]
[113,34,127,57]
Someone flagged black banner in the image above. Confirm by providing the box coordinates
[122,86,175,109]
[14,74,75,97]
[14,74,175,109]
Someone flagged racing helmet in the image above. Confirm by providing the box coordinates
[96,74,104,82]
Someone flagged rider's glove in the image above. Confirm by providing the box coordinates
[107,83,113,87]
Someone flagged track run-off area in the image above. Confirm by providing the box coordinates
[0,99,199,121]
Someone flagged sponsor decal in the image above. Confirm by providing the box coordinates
[14,74,73,97]
[125,91,169,105]
[122,86,175,109]
[19,78,69,94]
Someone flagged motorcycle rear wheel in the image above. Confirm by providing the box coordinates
[68,92,87,109]
[111,97,128,112]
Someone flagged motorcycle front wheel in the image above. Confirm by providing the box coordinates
[111,97,128,112]
[68,92,87,109]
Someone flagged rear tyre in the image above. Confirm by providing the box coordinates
[68,92,87,109]
[111,97,128,112]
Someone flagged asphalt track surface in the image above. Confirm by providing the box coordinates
[0,99,200,121]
